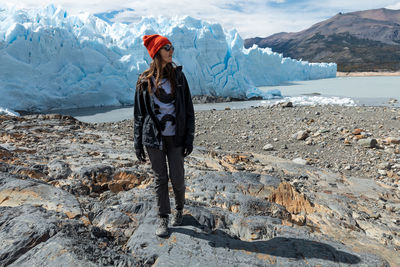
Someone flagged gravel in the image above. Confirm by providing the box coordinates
[192,104,400,180]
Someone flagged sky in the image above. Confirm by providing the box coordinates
[3,0,400,38]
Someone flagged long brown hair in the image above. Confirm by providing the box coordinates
[139,51,176,96]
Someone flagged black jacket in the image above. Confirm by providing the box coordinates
[134,66,195,150]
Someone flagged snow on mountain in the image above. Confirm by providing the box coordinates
[0,5,336,112]
[94,8,135,25]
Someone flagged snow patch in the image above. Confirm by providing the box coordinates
[0,107,20,116]
[277,96,356,106]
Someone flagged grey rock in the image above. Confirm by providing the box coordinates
[280,101,293,108]
[229,215,281,240]
[377,162,391,170]
[263,143,274,151]
[358,138,377,148]
[239,196,290,220]
[127,204,384,266]
[2,205,136,266]
[0,205,59,266]
[74,164,115,194]
[76,164,115,180]
[92,209,132,231]
[9,234,98,267]
[292,157,308,165]
[378,170,387,176]
[292,130,309,141]
[392,163,400,169]
[259,174,281,187]
[0,162,9,173]
[0,173,82,218]
[47,160,71,180]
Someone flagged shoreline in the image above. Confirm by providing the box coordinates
[3,72,400,117]
[337,71,400,77]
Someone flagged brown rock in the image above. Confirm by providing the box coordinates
[352,128,364,135]
[291,213,307,226]
[269,182,314,214]
[108,172,145,192]
[80,215,91,226]
[0,147,13,163]
[385,137,400,144]
[109,180,132,193]
[0,132,26,143]
[0,147,12,158]
[95,173,109,184]
[14,169,46,180]
[354,134,366,140]
[387,171,399,179]
[223,154,250,165]
[306,119,315,125]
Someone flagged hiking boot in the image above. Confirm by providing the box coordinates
[156,216,169,237]
[171,210,183,226]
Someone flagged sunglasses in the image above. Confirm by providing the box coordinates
[162,44,174,52]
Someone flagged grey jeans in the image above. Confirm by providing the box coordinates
[146,136,185,216]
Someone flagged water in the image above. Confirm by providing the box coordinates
[260,76,400,106]
[54,76,399,123]
[59,100,271,123]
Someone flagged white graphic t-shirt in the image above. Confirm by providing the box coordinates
[151,78,176,136]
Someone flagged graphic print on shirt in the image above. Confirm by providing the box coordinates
[152,79,176,136]
[154,102,176,131]
[154,103,161,115]
[159,114,176,131]
[155,87,175,104]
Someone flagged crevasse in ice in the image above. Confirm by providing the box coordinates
[0,5,336,111]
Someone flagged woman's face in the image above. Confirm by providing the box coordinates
[159,44,174,66]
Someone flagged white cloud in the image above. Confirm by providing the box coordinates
[2,0,400,38]
[386,2,400,9]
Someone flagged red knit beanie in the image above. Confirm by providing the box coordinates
[143,34,171,59]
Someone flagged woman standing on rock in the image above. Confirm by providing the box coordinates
[134,34,195,237]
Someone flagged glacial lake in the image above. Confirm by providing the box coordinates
[54,75,400,123]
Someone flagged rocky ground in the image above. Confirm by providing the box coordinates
[193,104,400,184]
[0,105,399,266]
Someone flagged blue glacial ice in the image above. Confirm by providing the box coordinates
[0,5,336,112]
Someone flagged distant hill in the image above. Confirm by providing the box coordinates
[245,8,400,72]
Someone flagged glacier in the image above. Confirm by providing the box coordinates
[0,5,336,112]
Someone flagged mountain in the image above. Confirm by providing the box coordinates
[245,8,400,72]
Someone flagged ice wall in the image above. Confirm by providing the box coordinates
[0,5,336,111]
